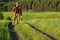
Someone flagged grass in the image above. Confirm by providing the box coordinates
[0,12,60,40]
[28,19,60,40]
[2,12,60,21]
[2,12,13,20]
[0,20,10,40]
[15,22,51,40]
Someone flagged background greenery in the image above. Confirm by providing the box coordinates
[0,0,60,40]
[0,0,60,12]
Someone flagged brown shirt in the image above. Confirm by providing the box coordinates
[13,6,22,15]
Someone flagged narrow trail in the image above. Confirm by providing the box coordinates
[8,22,19,40]
[25,22,57,40]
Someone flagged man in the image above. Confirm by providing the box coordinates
[12,2,22,26]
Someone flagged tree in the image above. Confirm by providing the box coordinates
[0,0,60,12]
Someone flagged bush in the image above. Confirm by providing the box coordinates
[0,11,4,20]
[7,16,12,21]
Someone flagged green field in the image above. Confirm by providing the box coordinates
[0,12,60,40]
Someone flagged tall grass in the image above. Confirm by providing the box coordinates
[28,19,60,40]
[15,22,51,40]
[2,12,60,21]
[0,12,60,40]
[0,20,10,40]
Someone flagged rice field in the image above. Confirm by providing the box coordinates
[0,12,60,40]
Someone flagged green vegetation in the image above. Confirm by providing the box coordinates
[15,22,51,40]
[0,0,60,12]
[2,12,60,20]
[28,19,60,40]
[0,12,60,40]
[0,0,60,40]
[0,20,10,40]
[0,12,4,20]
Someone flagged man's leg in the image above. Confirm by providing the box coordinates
[12,14,17,25]
[17,14,20,24]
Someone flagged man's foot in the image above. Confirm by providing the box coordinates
[12,22,14,28]
[12,24,14,27]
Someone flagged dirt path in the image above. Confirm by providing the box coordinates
[25,22,57,40]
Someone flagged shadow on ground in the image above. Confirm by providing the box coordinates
[8,22,19,40]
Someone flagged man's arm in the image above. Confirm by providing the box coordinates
[13,7,15,12]
[20,8,22,16]
[19,7,22,16]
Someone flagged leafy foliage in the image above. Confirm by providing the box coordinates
[0,0,60,12]
[7,16,12,21]
[0,11,4,20]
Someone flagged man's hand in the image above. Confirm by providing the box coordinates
[13,7,15,12]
